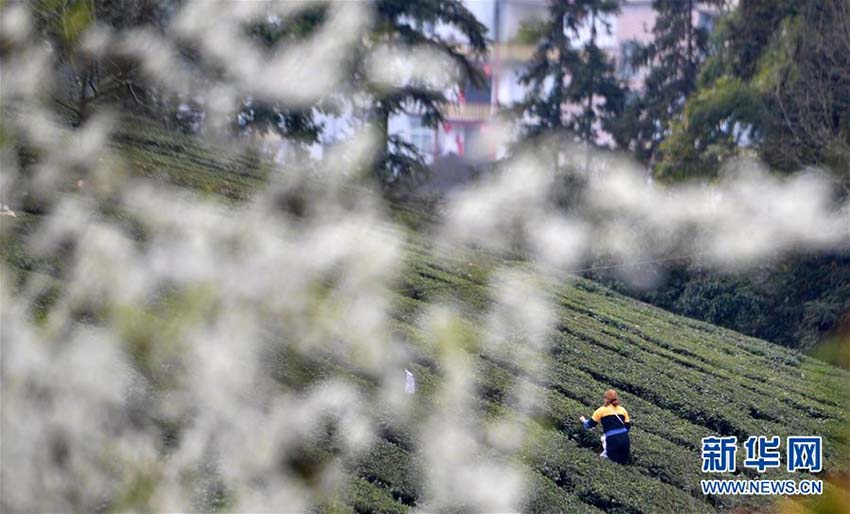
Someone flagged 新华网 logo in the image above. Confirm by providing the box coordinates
[700,435,822,473]
[699,435,823,496]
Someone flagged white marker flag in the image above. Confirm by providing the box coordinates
[404,369,415,394]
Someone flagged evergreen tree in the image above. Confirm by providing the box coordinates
[614,0,723,169]
[29,0,181,124]
[236,6,326,146]
[518,1,574,139]
[518,1,625,153]
[364,0,488,185]
[571,1,626,144]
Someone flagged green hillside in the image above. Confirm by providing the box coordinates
[3,124,849,513]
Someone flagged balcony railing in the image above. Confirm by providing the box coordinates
[454,43,536,63]
[441,102,493,122]
[491,43,536,63]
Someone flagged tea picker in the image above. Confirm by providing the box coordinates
[579,389,632,464]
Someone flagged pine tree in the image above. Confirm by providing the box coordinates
[365,0,488,185]
[29,0,180,125]
[518,1,574,139]
[518,0,625,151]
[570,0,626,144]
[236,6,327,146]
[614,0,723,168]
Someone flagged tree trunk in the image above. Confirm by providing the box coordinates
[372,103,390,182]
[685,0,694,90]
[76,63,91,125]
[584,10,597,172]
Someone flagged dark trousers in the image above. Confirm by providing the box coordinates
[606,432,631,464]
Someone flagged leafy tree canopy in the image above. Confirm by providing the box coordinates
[658,0,850,184]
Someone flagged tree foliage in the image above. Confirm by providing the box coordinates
[592,251,850,353]
[595,0,850,356]
[613,0,723,169]
[518,0,626,145]
[657,0,850,183]
[363,0,488,186]
[28,0,181,124]
[236,6,328,145]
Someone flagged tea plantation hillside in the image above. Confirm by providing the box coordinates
[3,123,849,513]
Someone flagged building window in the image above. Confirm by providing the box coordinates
[409,117,434,159]
[697,11,714,32]
[618,40,639,80]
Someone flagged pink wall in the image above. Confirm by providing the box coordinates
[616,1,657,45]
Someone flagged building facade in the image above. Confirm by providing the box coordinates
[301,1,716,169]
